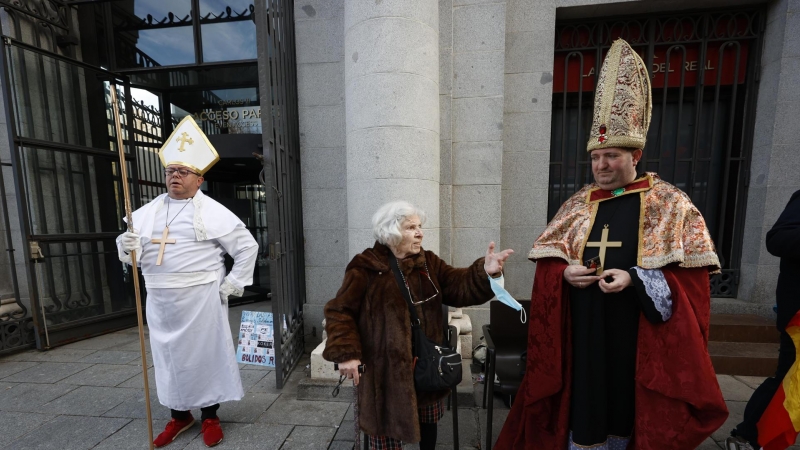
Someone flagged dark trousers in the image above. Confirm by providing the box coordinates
[733,331,797,447]
[171,403,220,422]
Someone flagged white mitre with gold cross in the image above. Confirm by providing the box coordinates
[159,116,220,175]
[117,115,243,266]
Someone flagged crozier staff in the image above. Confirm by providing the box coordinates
[116,116,257,448]
[324,200,513,450]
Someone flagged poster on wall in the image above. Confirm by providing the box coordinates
[236,311,275,367]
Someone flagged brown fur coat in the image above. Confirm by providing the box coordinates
[323,242,494,443]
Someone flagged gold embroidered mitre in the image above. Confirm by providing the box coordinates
[587,39,652,152]
[159,116,220,175]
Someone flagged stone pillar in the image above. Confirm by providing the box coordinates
[293,0,348,343]
[501,0,555,299]
[447,0,509,342]
[344,1,440,256]
[449,1,505,271]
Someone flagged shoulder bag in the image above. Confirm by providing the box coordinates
[389,254,462,391]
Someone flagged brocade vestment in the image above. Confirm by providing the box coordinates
[495,173,728,450]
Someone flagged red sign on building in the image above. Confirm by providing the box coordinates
[554,39,749,93]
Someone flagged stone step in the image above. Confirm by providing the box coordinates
[709,314,780,344]
[0,301,23,319]
[709,341,780,377]
[297,358,477,407]
[297,378,354,403]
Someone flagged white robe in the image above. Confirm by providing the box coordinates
[116,191,258,411]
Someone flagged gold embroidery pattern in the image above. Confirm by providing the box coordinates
[528,186,595,266]
[529,173,720,272]
[587,39,652,152]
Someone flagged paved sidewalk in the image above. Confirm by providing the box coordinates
[0,302,796,449]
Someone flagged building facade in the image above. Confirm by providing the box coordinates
[0,0,796,361]
[296,0,799,347]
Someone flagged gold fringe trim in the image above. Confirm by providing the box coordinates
[640,251,721,271]
[637,191,646,267]
[527,247,580,265]
[578,202,598,264]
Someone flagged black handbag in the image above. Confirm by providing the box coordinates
[389,255,462,391]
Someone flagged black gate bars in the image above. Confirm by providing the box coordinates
[550,8,765,297]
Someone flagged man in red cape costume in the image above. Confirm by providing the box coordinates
[495,39,728,450]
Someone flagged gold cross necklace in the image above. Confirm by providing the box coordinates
[585,224,622,275]
[151,197,191,266]
[584,197,625,275]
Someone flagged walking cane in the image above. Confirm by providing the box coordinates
[109,82,155,449]
[333,363,366,449]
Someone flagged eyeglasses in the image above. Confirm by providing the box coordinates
[398,262,440,306]
[164,168,199,178]
[412,270,440,305]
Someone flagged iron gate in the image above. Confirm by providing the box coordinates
[550,8,764,297]
[0,0,167,349]
[256,0,305,389]
[0,38,144,347]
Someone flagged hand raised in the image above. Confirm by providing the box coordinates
[484,241,514,276]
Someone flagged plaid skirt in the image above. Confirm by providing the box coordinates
[366,400,444,449]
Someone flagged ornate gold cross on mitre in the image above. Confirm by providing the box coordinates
[150,227,176,266]
[176,132,193,152]
[585,224,621,275]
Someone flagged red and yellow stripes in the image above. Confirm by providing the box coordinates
[758,311,800,450]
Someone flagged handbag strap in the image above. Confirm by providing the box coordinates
[390,254,451,347]
[389,254,421,327]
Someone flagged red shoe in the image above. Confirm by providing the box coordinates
[201,418,224,447]
[153,414,195,447]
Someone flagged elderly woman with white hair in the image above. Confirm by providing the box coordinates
[323,200,513,449]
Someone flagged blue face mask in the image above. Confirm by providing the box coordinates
[488,275,527,323]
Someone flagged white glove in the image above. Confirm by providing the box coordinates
[119,232,142,254]
[219,277,243,305]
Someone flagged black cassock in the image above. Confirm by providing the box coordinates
[569,193,667,447]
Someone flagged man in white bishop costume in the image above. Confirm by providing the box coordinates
[116,116,258,448]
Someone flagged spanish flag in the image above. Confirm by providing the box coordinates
[758,311,800,450]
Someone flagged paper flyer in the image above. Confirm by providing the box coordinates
[235,310,275,367]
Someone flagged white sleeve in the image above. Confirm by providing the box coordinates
[215,225,259,292]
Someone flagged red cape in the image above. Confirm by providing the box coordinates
[495,258,728,449]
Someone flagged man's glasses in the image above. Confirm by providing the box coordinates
[164,168,199,178]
